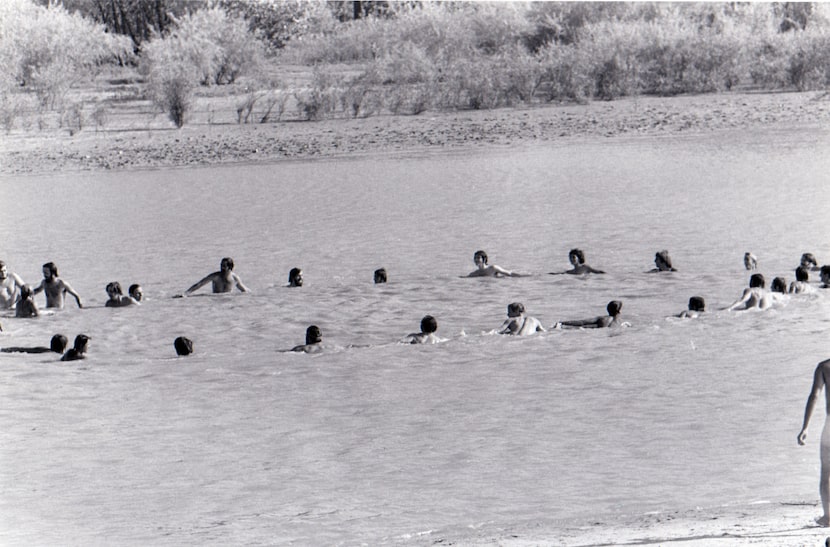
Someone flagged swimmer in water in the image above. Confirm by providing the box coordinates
[181,257,249,296]
[789,267,813,294]
[801,253,820,272]
[402,315,446,344]
[288,268,303,287]
[174,336,193,356]
[15,285,39,318]
[61,334,90,361]
[551,248,605,275]
[374,268,387,284]
[723,273,772,310]
[1,334,67,354]
[554,300,626,329]
[496,302,546,335]
[468,250,519,278]
[648,250,677,272]
[677,296,706,318]
[0,260,25,309]
[771,276,789,302]
[291,325,323,353]
[128,284,143,302]
[744,252,758,271]
[821,266,830,289]
[105,282,139,307]
[32,262,83,308]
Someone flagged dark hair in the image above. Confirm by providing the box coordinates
[821,265,830,277]
[73,334,90,352]
[19,284,32,299]
[607,300,622,316]
[220,257,234,270]
[569,248,585,265]
[50,334,68,353]
[289,267,302,286]
[42,262,58,277]
[507,302,525,316]
[802,253,818,267]
[128,284,142,301]
[106,281,122,295]
[688,296,705,312]
[474,250,488,265]
[306,325,322,345]
[374,268,387,284]
[749,273,765,288]
[420,315,438,333]
[174,336,193,356]
[795,266,809,282]
[655,250,672,269]
[771,277,787,294]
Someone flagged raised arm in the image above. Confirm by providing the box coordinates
[799,360,829,445]
[62,280,83,308]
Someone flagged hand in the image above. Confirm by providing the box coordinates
[798,430,808,445]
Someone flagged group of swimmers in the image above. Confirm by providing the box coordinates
[3,247,826,356]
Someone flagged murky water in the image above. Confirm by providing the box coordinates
[1,127,829,545]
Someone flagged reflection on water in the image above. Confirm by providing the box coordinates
[1,129,829,544]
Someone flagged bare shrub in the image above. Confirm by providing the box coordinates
[294,69,340,120]
[91,104,108,132]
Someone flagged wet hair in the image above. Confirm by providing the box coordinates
[801,253,818,267]
[749,273,765,288]
[771,277,787,294]
[128,284,142,301]
[50,334,68,353]
[821,265,830,277]
[42,262,58,277]
[174,336,193,356]
[688,296,705,312]
[289,267,302,286]
[73,334,90,352]
[220,257,234,271]
[507,302,525,316]
[374,268,387,284]
[569,249,586,265]
[474,250,488,265]
[655,251,673,269]
[420,315,438,334]
[795,266,809,282]
[306,325,322,345]
[607,300,622,316]
[106,281,123,296]
[19,284,32,299]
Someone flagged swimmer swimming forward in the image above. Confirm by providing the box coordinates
[180,257,249,296]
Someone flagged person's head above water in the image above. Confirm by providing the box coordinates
[420,315,438,334]
[749,273,766,288]
[801,253,818,268]
[128,284,142,301]
[174,336,193,356]
[744,252,757,270]
[507,302,526,317]
[19,284,33,300]
[607,300,622,316]
[50,334,68,353]
[305,325,322,345]
[105,281,123,296]
[73,334,90,353]
[654,251,673,270]
[795,266,809,283]
[473,250,488,265]
[42,262,58,278]
[289,268,303,287]
[374,268,387,284]
[220,257,234,272]
[771,276,787,294]
[688,296,705,312]
[569,249,586,266]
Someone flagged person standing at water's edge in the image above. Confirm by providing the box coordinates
[181,257,248,296]
[798,358,830,527]
[0,261,25,309]
[32,262,82,308]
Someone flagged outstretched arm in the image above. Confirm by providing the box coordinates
[62,281,83,308]
[723,288,750,311]
[492,265,516,277]
[799,360,828,445]
[557,316,603,329]
[184,274,213,296]
[31,280,45,295]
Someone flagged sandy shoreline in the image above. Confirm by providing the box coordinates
[2,91,829,176]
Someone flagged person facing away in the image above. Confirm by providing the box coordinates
[771,276,789,300]
[648,250,677,272]
[374,268,388,284]
[468,250,518,278]
[551,248,605,275]
[291,325,323,353]
[105,282,139,307]
[288,268,303,287]
[61,334,90,361]
[174,336,193,356]
[128,284,143,302]
[797,357,830,527]
[555,300,625,329]
[723,273,772,311]
[790,267,813,294]
[497,302,546,335]
[677,296,706,318]
[821,265,830,289]
[15,284,39,318]
[183,257,249,296]
[744,252,758,271]
[0,260,25,309]
[32,262,83,309]
[402,315,446,344]
[802,253,820,271]
[1,334,67,354]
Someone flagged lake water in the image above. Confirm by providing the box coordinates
[1,127,829,545]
